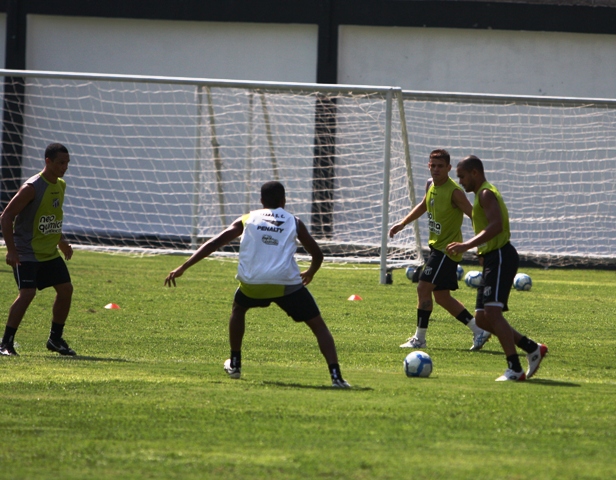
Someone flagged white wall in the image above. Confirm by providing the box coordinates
[26,15,318,83]
[339,25,616,98]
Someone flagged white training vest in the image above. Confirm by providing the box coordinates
[236,208,302,286]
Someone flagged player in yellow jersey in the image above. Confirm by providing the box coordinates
[1,143,75,356]
[164,181,350,388]
[447,155,548,381]
[389,149,490,351]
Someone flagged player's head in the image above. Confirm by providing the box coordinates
[45,143,69,161]
[429,149,450,165]
[456,155,485,193]
[43,143,70,179]
[428,149,452,184]
[261,181,286,208]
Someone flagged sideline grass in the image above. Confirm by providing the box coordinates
[0,250,615,479]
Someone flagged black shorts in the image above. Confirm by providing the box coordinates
[419,247,459,291]
[13,256,72,290]
[234,286,321,322]
[475,243,519,312]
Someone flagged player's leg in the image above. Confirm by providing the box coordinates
[276,287,350,387]
[224,297,253,379]
[1,262,39,356]
[434,289,491,351]
[304,314,338,365]
[400,250,443,348]
[1,288,37,356]
[38,259,76,356]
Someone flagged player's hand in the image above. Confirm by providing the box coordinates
[446,242,467,256]
[164,267,184,287]
[58,241,73,261]
[388,223,404,238]
[5,250,20,267]
[300,270,315,286]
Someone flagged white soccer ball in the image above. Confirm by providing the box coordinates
[464,270,483,288]
[404,351,433,378]
[514,273,532,291]
[405,266,415,280]
[456,264,464,281]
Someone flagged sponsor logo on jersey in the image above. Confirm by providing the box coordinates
[38,215,62,235]
[257,225,284,233]
[52,198,60,208]
[261,235,279,246]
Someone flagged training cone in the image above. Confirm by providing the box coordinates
[347,294,363,301]
[104,303,121,310]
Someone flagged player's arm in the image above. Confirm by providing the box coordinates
[388,194,427,238]
[0,184,35,267]
[58,236,74,261]
[446,189,502,256]
[452,189,473,219]
[164,217,244,287]
[296,218,323,286]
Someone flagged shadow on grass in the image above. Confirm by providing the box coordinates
[47,355,132,363]
[261,380,373,391]
[527,378,580,387]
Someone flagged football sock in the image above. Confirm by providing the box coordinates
[2,326,17,345]
[516,336,539,354]
[230,351,241,369]
[456,309,474,326]
[506,354,523,373]
[49,322,65,341]
[414,327,428,342]
[328,363,343,381]
[417,309,431,329]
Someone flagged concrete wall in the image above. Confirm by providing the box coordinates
[26,15,318,83]
[339,25,616,98]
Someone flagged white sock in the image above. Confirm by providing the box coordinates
[414,327,427,342]
[466,318,483,334]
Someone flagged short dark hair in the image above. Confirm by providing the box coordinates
[45,143,69,161]
[458,155,484,174]
[429,149,450,165]
[261,181,286,208]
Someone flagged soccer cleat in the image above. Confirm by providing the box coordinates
[331,378,352,388]
[526,343,548,379]
[0,343,19,356]
[400,336,427,349]
[470,330,491,351]
[495,369,526,382]
[223,359,241,379]
[46,338,76,356]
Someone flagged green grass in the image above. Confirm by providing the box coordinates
[1,250,615,479]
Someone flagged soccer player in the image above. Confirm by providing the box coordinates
[446,155,548,381]
[389,149,490,351]
[0,143,76,356]
[164,181,350,388]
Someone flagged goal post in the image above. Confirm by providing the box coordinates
[0,69,425,280]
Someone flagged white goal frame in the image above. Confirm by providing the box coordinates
[0,70,424,284]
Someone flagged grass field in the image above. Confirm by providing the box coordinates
[1,249,615,480]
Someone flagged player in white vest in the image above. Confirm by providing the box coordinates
[165,181,350,388]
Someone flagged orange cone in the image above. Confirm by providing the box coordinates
[347,295,363,301]
[104,303,121,309]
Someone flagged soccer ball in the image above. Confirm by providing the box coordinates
[514,273,532,291]
[456,264,464,281]
[464,270,483,288]
[405,266,415,280]
[405,265,422,283]
[404,351,433,378]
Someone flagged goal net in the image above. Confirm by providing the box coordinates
[0,71,424,281]
[402,91,616,268]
